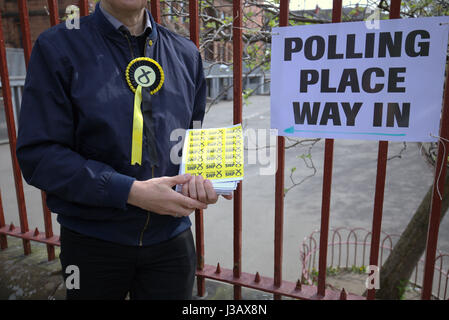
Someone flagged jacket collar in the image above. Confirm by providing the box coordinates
[93,2,158,43]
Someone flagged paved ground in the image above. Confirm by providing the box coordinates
[1,95,448,296]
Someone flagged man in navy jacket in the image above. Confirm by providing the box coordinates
[16,0,229,299]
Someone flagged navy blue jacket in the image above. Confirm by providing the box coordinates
[16,4,206,246]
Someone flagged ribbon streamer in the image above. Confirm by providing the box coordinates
[131,85,144,165]
[126,57,164,166]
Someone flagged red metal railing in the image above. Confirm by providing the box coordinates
[0,2,31,257]
[188,0,206,298]
[232,0,244,300]
[316,0,341,298]
[0,0,448,301]
[273,0,288,301]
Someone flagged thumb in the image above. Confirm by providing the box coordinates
[165,174,192,187]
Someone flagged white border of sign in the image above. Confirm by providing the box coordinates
[270,17,449,142]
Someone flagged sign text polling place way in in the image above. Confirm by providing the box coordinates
[270,17,449,142]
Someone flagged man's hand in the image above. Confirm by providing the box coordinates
[181,175,233,203]
[127,174,208,217]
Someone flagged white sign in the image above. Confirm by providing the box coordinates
[270,17,449,142]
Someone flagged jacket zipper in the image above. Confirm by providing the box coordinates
[139,166,154,246]
[139,213,150,246]
[124,31,154,246]
[123,32,135,59]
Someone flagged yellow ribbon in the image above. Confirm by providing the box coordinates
[131,85,143,165]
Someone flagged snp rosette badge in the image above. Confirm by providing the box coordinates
[125,57,165,165]
[126,57,164,94]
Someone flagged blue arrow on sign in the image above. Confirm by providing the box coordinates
[283,126,406,137]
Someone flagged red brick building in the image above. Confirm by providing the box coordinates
[1,0,265,63]
[0,0,85,48]
[160,0,265,63]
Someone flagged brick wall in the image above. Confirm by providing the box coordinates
[1,0,265,61]
[0,0,93,48]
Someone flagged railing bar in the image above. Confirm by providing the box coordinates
[0,226,60,246]
[0,9,31,256]
[79,0,89,17]
[366,0,401,300]
[17,1,32,68]
[362,232,370,266]
[151,0,161,24]
[317,0,341,297]
[197,264,365,300]
[0,189,8,249]
[421,42,449,301]
[331,230,336,267]
[318,139,335,292]
[367,140,388,298]
[273,0,289,301]
[437,258,443,298]
[188,0,205,298]
[337,231,341,268]
[232,0,243,300]
[354,233,358,267]
[18,1,57,262]
[47,0,59,26]
[40,192,55,261]
[444,269,448,300]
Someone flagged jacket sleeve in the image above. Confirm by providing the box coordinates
[190,51,206,129]
[16,36,135,210]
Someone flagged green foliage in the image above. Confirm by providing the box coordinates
[222,16,233,25]
[350,265,367,274]
[205,22,216,29]
[393,0,449,17]
[397,279,410,300]
[297,153,311,160]
[309,265,367,282]
[242,89,254,106]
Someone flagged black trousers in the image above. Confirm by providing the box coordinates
[59,226,196,300]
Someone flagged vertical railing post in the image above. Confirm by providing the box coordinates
[17,0,32,67]
[18,0,57,261]
[40,192,55,261]
[0,10,31,256]
[151,0,161,24]
[47,0,59,26]
[421,46,449,301]
[79,0,89,17]
[366,0,401,300]
[0,189,8,250]
[316,0,341,298]
[273,0,289,301]
[367,138,388,299]
[189,0,199,47]
[232,0,243,300]
[189,0,206,298]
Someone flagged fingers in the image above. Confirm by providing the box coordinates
[166,190,207,218]
[186,175,218,204]
[172,189,207,210]
[165,173,191,187]
[222,193,233,200]
[203,179,218,204]
[196,175,207,203]
[181,179,189,197]
[174,175,220,209]
[188,175,198,199]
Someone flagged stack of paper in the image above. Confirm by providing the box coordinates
[177,124,244,195]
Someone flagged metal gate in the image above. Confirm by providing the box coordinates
[0,0,448,300]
